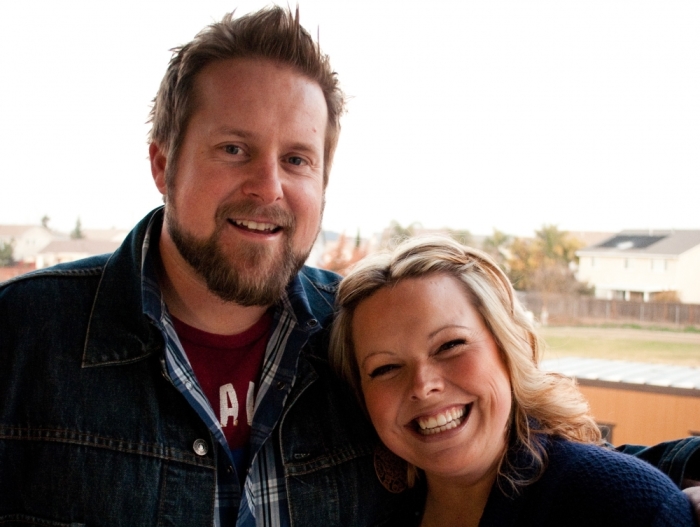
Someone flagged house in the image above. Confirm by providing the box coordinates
[576,230,700,304]
[35,239,122,269]
[0,224,55,264]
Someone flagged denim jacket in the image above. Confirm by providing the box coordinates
[0,210,403,526]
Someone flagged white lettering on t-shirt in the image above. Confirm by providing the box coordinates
[219,381,257,428]
[219,383,239,427]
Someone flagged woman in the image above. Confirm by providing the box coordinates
[329,236,695,527]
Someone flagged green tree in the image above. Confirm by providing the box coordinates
[0,240,14,267]
[381,220,421,248]
[70,217,84,239]
[507,225,585,296]
[448,229,473,247]
[481,229,511,270]
[535,224,580,264]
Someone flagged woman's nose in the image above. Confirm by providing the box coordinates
[409,362,444,400]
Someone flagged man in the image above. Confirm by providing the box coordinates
[0,7,400,526]
[0,6,698,527]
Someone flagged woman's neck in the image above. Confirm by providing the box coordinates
[420,469,497,527]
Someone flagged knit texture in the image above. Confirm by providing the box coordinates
[393,436,696,526]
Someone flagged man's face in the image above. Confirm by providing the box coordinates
[154,58,327,306]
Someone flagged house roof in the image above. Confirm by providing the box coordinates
[578,229,700,257]
[81,228,129,242]
[0,225,45,237]
[542,357,700,393]
[38,239,121,255]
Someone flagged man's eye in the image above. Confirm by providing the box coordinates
[369,364,398,378]
[287,156,305,166]
[224,145,242,155]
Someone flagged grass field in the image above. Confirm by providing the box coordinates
[540,326,700,367]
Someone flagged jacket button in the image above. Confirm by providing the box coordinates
[276,381,286,391]
[193,439,209,456]
[307,319,318,328]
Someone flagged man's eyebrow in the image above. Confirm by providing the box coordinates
[214,127,254,138]
[289,141,322,155]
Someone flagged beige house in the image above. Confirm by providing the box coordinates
[0,225,55,264]
[35,239,122,269]
[577,230,700,304]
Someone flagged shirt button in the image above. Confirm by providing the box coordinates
[193,439,208,456]
[185,381,193,390]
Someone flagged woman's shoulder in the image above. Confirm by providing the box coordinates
[537,436,695,526]
[548,437,677,486]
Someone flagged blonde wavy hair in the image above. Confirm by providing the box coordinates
[329,235,602,493]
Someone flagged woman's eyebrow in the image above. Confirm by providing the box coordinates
[360,350,395,369]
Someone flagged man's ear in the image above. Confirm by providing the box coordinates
[149,142,168,196]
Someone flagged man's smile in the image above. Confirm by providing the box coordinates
[229,218,283,234]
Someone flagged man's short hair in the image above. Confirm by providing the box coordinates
[149,6,345,186]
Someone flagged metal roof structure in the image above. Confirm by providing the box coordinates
[541,357,700,394]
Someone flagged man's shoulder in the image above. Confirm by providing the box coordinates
[298,265,341,292]
[296,265,341,317]
[0,254,110,296]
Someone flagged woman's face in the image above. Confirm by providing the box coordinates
[352,273,512,486]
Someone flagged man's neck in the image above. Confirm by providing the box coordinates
[157,229,269,336]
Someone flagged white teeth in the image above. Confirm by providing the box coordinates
[234,220,278,232]
[416,406,467,435]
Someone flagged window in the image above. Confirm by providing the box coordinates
[651,259,667,272]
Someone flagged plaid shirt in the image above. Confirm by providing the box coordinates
[140,215,316,526]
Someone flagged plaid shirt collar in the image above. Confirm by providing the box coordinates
[139,211,321,527]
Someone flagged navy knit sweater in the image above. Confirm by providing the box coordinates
[393,436,696,526]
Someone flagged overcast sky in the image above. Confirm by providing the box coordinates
[1,1,698,237]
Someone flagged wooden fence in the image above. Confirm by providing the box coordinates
[518,292,700,327]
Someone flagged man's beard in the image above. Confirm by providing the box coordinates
[166,200,317,307]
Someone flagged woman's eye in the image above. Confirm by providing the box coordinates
[369,364,398,378]
[438,339,466,353]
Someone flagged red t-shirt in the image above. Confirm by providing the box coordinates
[172,313,272,457]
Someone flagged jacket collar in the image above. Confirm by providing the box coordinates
[82,208,165,367]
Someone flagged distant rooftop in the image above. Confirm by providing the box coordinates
[579,229,700,257]
[542,357,700,394]
[39,239,121,255]
[598,234,666,250]
[0,224,48,237]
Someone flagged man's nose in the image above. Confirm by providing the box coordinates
[241,157,284,204]
[409,362,444,401]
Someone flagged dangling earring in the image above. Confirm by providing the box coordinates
[374,442,409,493]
